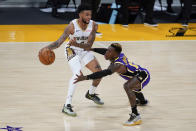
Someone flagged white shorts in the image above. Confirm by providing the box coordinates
[64,46,95,74]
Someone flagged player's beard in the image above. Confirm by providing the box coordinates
[82,18,89,24]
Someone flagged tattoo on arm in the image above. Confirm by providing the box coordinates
[47,24,71,50]
[87,24,97,46]
[95,64,101,70]
[75,23,97,50]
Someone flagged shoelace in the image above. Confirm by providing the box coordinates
[128,113,136,121]
[67,105,74,112]
[91,93,100,100]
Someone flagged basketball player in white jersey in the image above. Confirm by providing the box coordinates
[40,4,104,116]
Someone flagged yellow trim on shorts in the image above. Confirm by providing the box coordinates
[127,68,134,73]
[119,74,133,79]
[140,70,149,89]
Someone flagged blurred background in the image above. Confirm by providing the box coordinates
[0,0,195,26]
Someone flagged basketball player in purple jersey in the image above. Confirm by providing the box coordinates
[73,43,150,126]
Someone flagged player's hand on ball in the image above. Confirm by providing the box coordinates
[39,47,49,53]
[74,71,87,84]
[39,47,55,65]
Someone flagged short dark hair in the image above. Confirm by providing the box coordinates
[77,4,92,13]
[111,43,122,54]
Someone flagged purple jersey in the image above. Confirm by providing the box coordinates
[114,53,150,88]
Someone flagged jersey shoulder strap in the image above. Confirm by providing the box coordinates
[71,19,79,31]
[114,53,125,65]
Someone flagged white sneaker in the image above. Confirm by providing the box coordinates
[62,104,77,117]
[123,113,142,126]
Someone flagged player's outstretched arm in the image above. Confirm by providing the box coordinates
[69,22,98,50]
[74,63,126,84]
[91,48,107,55]
[44,23,73,50]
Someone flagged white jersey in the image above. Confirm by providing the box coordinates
[68,19,93,51]
[65,19,95,64]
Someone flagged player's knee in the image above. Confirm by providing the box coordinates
[97,68,102,72]
[95,64,102,71]
[124,82,135,91]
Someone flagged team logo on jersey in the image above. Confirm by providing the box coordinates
[166,27,196,37]
[0,126,23,131]
[75,36,88,41]
[66,47,76,61]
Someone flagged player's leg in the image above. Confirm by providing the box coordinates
[135,69,150,106]
[62,48,82,116]
[134,90,148,106]
[123,77,142,126]
[83,52,104,105]
[85,57,102,93]
[123,70,150,126]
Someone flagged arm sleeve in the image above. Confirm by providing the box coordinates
[91,48,107,55]
[86,69,113,80]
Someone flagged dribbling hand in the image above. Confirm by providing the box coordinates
[39,47,49,55]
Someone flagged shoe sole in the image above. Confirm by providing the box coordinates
[94,101,104,105]
[85,97,104,105]
[123,120,142,126]
[62,110,77,117]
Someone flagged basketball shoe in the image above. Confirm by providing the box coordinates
[85,91,104,105]
[136,99,148,106]
[124,113,142,126]
[62,104,77,117]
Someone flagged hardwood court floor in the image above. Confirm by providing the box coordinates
[0,41,196,131]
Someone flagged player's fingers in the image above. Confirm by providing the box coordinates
[80,71,83,76]
[39,47,48,56]
[73,80,78,84]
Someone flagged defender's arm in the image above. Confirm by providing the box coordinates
[74,63,126,83]
[91,48,107,55]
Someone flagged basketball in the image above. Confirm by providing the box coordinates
[39,48,55,65]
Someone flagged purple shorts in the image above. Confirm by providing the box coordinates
[141,69,150,89]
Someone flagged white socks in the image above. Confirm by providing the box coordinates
[89,85,97,95]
